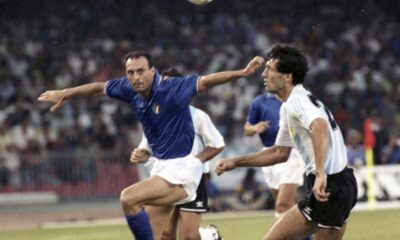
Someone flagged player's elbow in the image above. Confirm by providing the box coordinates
[274,146,291,164]
[215,146,224,155]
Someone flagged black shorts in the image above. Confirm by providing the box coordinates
[298,167,358,230]
[177,174,208,212]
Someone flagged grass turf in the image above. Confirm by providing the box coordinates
[1,209,400,240]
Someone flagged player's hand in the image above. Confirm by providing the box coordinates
[37,90,67,112]
[255,121,269,133]
[312,173,330,202]
[130,148,151,163]
[214,159,236,176]
[243,56,265,76]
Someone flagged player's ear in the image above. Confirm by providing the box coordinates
[284,73,293,84]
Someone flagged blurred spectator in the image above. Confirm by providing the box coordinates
[346,129,365,168]
[234,168,267,210]
[205,173,226,212]
[381,133,400,164]
[1,0,400,193]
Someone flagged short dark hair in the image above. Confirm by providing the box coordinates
[267,45,308,85]
[124,50,154,68]
[161,67,183,77]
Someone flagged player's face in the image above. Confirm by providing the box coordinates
[261,59,286,94]
[125,57,155,95]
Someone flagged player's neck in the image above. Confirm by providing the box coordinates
[139,88,152,99]
[278,85,293,101]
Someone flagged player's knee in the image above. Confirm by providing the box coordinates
[119,189,136,209]
[275,200,293,214]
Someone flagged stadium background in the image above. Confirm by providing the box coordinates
[1,0,400,238]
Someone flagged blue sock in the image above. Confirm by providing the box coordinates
[303,236,312,240]
[125,209,153,240]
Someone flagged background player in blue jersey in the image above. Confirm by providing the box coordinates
[132,105,225,240]
[216,45,357,240]
[38,51,264,240]
[245,93,304,220]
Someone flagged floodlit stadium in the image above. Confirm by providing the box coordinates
[1,0,400,239]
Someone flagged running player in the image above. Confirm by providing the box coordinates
[38,51,264,240]
[245,93,304,220]
[215,45,357,240]
[132,105,224,240]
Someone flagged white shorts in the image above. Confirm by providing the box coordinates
[261,148,305,189]
[150,154,203,205]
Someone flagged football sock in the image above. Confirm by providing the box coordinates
[199,227,214,240]
[125,209,153,240]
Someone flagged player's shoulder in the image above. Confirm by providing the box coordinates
[287,85,310,103]
[190,106,210,120]
[105,76,131,90]
[253,93,279,104]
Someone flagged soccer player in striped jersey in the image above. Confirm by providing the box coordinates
[38,51,263,240]
[132,105,224,240]
[215,45,357,240]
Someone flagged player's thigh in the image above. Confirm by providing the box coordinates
[314,224,346,240]
[276,184,298,205]
[121,175,187,205]
[178,211,202,239]
[265,205,315,240]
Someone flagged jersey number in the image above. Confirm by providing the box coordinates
[308,94,338,130]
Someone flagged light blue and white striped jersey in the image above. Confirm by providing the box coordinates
[275,84,348,175]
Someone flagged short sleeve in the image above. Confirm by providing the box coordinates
[275,104,294,147]
[287,96,327,129]
[246,99,260,124]
[105,77,134,103]
[169,74,199,108]
[195,109,225,149]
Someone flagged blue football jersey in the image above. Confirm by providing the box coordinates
[105,71,199,159]
[247,94,281,147]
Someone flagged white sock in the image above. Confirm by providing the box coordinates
[199,227,215,240]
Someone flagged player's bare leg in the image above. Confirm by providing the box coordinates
[120,175,188,239]
[264,205,316,240]
[178,211,202,240]
[120,175,188,214]
[313,224,346,240]
[160,207,179,240]
[146,205,175,240]
[275,184,298,217]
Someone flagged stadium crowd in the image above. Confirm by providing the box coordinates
[0,0,400,198]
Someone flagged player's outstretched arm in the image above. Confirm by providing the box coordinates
[198,56,264,92]
[38,82,106,112]
[214,145,291,175]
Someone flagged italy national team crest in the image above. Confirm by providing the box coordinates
[152,103,161,114]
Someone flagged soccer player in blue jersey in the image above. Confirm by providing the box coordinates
[132,105,224,240]
[216,45,357,240]
[38,51,264,240]
[245,93,304,220]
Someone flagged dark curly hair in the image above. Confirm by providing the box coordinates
[267,45,308,85]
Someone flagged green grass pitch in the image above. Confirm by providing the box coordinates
[1,209,400,240]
